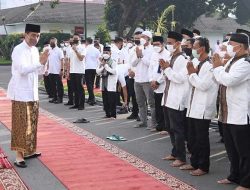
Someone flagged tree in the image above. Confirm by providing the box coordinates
[94,24,111,44]
[104,0,245,37]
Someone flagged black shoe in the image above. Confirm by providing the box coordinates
[127,114,138,119]
[49,99,57,103]
[136,116,141,121]
[14,160,27,168]
[117,107,128,114]
[73,118,90,123]
[78,106,85,110]
[64,102,73,106]
[54,99,63,104]
[69,105,79,109]
[88,101,96,106]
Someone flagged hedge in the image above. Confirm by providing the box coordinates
[0,33,70,60]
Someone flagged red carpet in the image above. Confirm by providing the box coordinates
[0,88,195,190]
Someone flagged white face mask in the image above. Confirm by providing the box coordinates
[166,44,176,53]
[103,54,110,60]
[127,43,133,48]
[192,49,200,59]
[140,38,147,46]
[227,45,236,57]
[218,51,227,58]
[64,43,69,47]
[60,43,64,47]
[153,46,162,53]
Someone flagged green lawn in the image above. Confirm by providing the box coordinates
[0,57,11,65]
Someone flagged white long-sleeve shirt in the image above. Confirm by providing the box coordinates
[7,41,45,101]
[148,49,170,93]
[213,57,250,125]
[130,44,154,83]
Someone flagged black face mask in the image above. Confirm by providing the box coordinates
[182,48,192,56]
[134,40,140,45]
[50,43,56,48]
[73,39,79,45]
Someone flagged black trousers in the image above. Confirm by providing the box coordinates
[49,74,64,100]
[187,118,211,172]
[154,93,165,131]
[95,75,100,88]
[43,75,51,97]
[127,78,138,116]
[166,107,186,162]
[85,69,96,102]
[102,89,116,118]
[67,79,74,104]
[218,121,224,139]
[70,73,85,107]
[223,123,250,188]
[163,107,170,132]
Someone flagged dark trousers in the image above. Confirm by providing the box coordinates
[218,121,224,139]
[85,69,96,102]
[70,73,85,108]
[43,75,51,97]
[67,79,74,104]
[102,89,116,118]
[187,118,211,172]
[49,74,64,100]
[127,78,138,116]
[223,123,250,188]
[163,107,170,132]
[167,107,186,162]
[154,93,165,131]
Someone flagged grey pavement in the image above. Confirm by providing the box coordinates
[0,65,236,190]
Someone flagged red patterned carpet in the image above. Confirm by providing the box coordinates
[0,88,196,190]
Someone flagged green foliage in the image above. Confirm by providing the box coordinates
[0,34,22,60]
[0,33,70,60]
[94,24,111,45]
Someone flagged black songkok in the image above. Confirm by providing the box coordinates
[103,46,111,52]
[181,28,194,38]
[152,36,164,43]
[230,33,249,45]
[167,31,183,42]
[192,29,200,35]
[25,24,41,33]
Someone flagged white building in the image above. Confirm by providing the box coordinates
[0,0,105,38]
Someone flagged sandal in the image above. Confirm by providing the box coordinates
[24,152,41,159]
[14,160,27,168]
[162,155,176,161]
[190,169,207,176]
[180,164,195,170]
[217,178,233,184]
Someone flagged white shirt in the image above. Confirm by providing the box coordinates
[213,57,250,125]
[130,44,154,83]
[187,60,219,120]
[96,59,118,92]
[7,41,45,101]
[48,46,64,74]
[148,48,170,93]
[68,44,86,74]
[85,45,101,70]
[161,54,189,111]
[117,64,129,87]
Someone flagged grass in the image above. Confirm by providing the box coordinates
[0,57,11,65]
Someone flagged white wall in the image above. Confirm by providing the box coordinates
[0,23,100,39]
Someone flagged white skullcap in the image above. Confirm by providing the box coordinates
[142,31,152,39]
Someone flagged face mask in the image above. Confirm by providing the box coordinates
[166,44,176,53]
[153,46,162,53]
[73,39,79,45]
[227,45,236,57]
[50,43,55,48]
[192,49,200,59]
[182,48,192,56]
[218,51,227,58]
[134,40,140,45]
[127,43,133,48]
[103,54,110,60]
[60,43,64,47]
[140,38,147,46]
[64,43,69,47]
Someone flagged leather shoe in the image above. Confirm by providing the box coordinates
[88,101,96,106]
[54,99,63,104]
[73,118,90,123]
[78,107,85,110]
[49,99,57,103]
[69,106,79,109]
[126,114,138,120]
[64,102,73,106]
